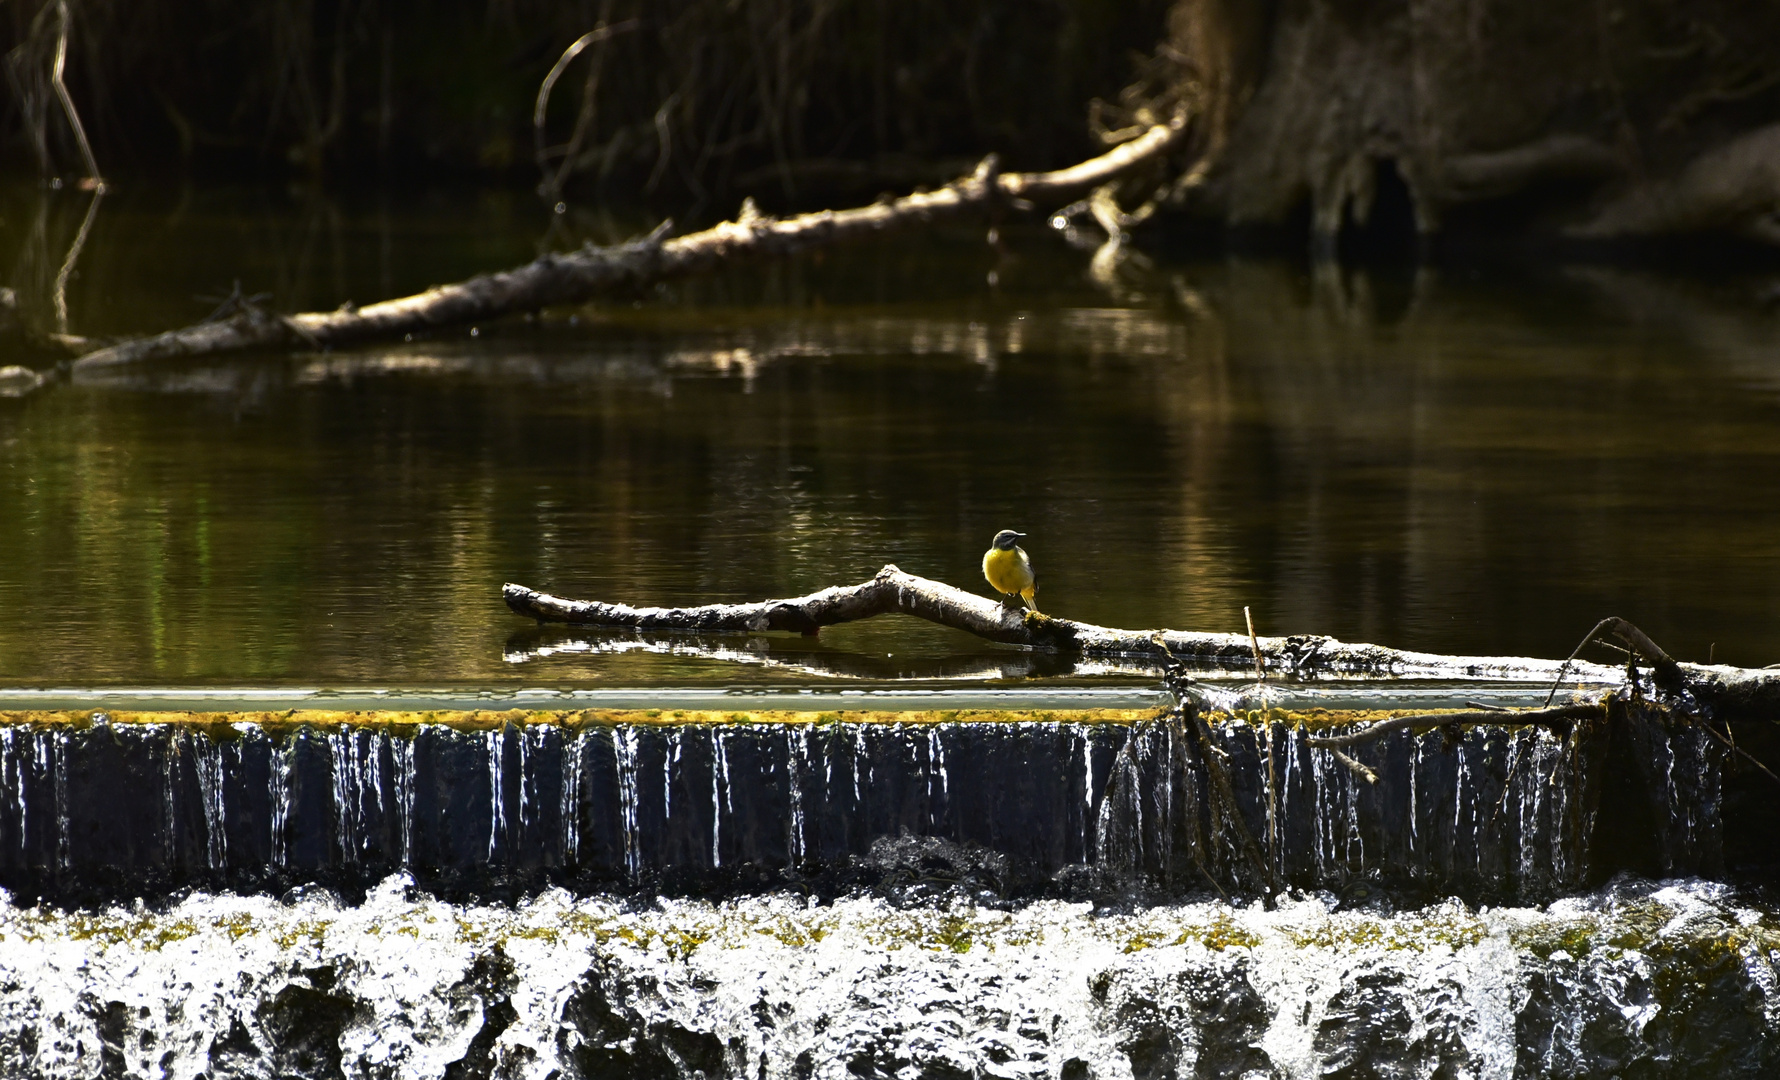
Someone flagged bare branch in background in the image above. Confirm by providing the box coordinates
[5,0,103,188]
[533,15,638,202]
[50,1,102,188]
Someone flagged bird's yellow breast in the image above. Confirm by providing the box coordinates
[983,546,1034,596]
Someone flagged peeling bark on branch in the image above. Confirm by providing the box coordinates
[71,118,1188,371]
[503,566,1608,679]
[502,566,1780,724]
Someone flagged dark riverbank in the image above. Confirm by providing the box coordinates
[2,0,1168,199]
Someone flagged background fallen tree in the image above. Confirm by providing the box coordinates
[64,118,1184,367]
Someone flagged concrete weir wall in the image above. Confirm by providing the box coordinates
[0,708,1726,906]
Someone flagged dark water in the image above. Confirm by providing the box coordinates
[4,184,1780,687]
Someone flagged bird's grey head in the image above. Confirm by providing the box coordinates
[991,529,1026,550]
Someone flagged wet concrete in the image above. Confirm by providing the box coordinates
[0,705,1734,906]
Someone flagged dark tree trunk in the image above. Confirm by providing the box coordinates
[1151,0,1780,249]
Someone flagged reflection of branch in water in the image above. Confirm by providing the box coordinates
[502,626,1165,681]
[1086,237,1154,304]
[1567,266,1780,395]
[1,186,104,366]
[66,305,1210,398]
[52,188,102,337]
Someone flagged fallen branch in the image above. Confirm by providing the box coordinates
[71,115,1189,370]
[1329,748,1378,785]
[503,566,1620,681]
[1304,704,1604,747]
[503,568,1780,724]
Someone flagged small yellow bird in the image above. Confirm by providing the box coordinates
[982,529,1040,614]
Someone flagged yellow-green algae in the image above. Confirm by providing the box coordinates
[0,708,1156,736]
[1120,913,1260,953]
[9,893,1777,981]
[1507,900,1780,962]
[1212,706,1570,736]
[0,706,1526,737]
[1288,908,1489,952]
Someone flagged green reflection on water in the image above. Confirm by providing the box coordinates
[2,185,1779,686]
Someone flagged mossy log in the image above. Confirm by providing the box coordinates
[67,118,1186,370]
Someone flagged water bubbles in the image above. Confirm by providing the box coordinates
[0,878,1768,1079]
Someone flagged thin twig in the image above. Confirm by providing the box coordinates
[1244,605,1265,682]
[1544,616,1679,707]
[1307,703,1602,748]
[1331,748,1378,785]
[532,18,638,199]
[1697,722,1780,785]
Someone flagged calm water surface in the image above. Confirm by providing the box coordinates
[2,185,1779,687]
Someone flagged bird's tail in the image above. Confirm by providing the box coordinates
[1022,585,1041,615]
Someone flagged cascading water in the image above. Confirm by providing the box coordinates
[0,876,1775,1079]
[0,705,1739,903]
[0,700,1769,1078]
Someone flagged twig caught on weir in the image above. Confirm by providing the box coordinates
[1330,748,1378,785]
[1244,605,1265,682]
[1545,616,1683,707]
[1306,703,1604,748]
[1696,722,1780,785]
[1244,605,1278,878]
